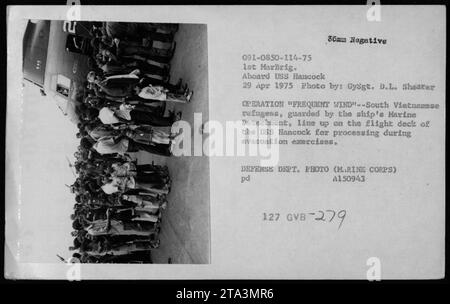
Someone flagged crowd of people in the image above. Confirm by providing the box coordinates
[68,22,188,263]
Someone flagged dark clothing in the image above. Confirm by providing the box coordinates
[135,173,167,188]
[97,77,139,97]
[102,61,167,78]
[137,164,169,176]
[105,22,175,43]
[111,209,135,222]
[130,110,174,127]
[117,43,170,58]
[117,44,171,64]
[127,139,171,156]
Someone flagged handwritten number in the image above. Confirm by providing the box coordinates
[315,210,326,221]
[337,210,346,229]
[326,209,336,222]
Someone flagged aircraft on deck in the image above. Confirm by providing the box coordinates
[23,19,98,122]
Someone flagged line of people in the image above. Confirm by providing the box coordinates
[69,22,186,263]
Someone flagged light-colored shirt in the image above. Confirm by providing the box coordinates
[101,176,135,194]
[120,176,136,190]
[111,162,137,177]
[93,136,129,155]
[101,182,119,194]
[86,219,123,236]
[88,126,117,141]
[115,104,133,121]
[99,107,120,124]
[138,85,167,101]
[105,70,139,80]
[122,195,143,204]
[99,105,132,124]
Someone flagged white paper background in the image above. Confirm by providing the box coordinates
[6,5,445,279]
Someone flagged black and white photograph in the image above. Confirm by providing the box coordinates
[17,19,210,264]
